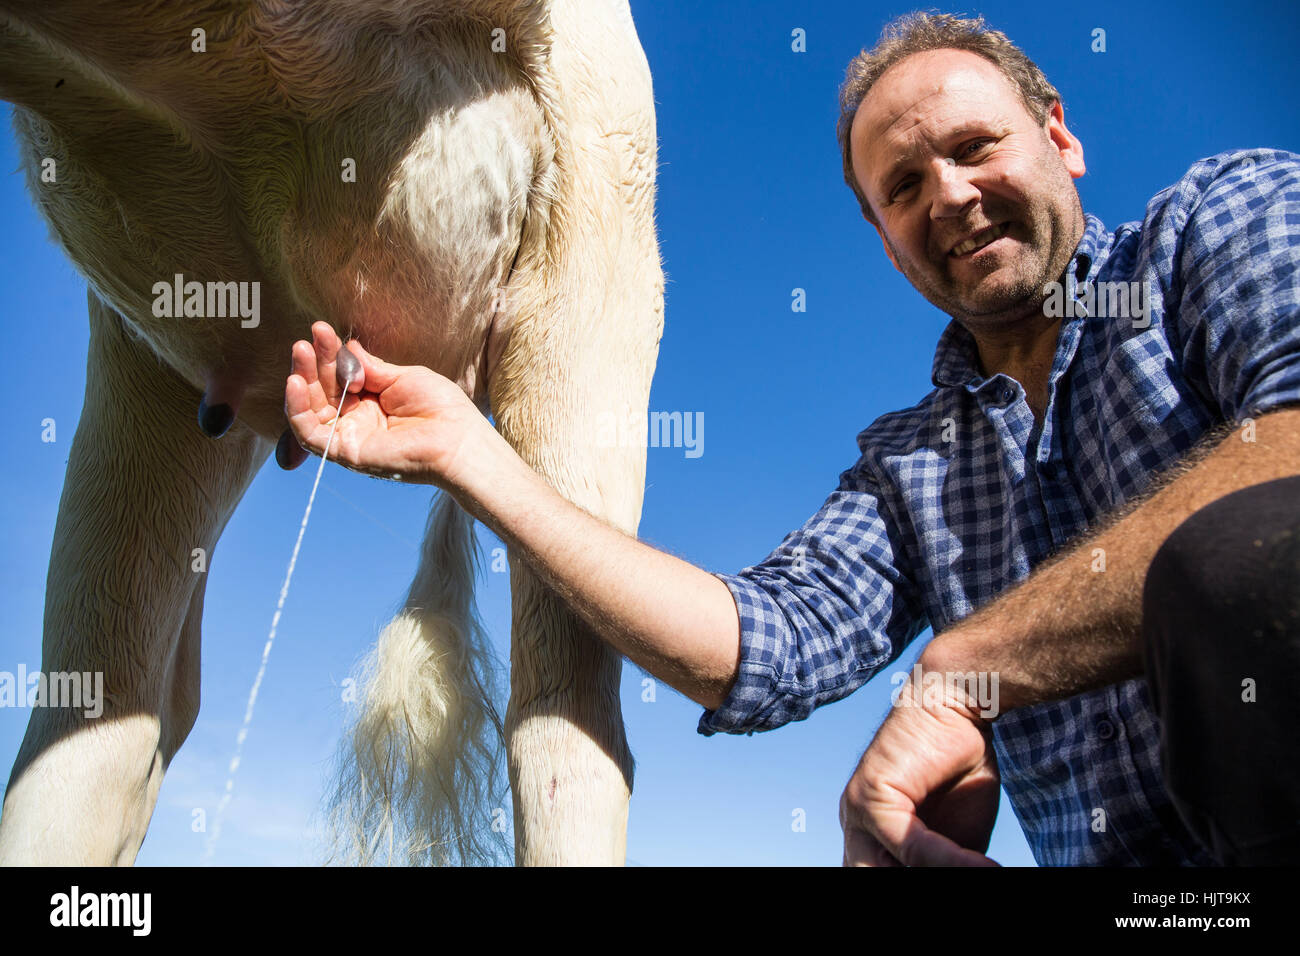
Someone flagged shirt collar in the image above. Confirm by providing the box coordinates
[929,213,1109,388]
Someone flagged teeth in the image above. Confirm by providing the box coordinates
[952,223,1008,257]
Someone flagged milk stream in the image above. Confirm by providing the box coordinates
[202,387,351,865]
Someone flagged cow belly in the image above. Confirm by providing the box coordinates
[276,77,549,423]
[15,22,549,443]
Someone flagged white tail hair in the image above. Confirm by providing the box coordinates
[325,490,510,865]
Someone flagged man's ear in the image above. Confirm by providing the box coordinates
[1044,100,1085,179]
[874,223,902,273]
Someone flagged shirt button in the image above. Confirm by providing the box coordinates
[1096,719,1115,741]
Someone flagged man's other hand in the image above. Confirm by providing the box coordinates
[840,666,1002,866]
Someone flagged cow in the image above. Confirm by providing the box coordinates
[0,0,663,866]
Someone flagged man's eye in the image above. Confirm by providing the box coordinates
[890,179,916,201]
[888,142,992,201]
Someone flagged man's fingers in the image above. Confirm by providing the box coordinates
[284,374,332,454]
[296,327,407,399]
[291,338,319,389]
[846,813,998,867]
[843,825,901,867]
[893,823,1000,867]
[309,321,353,404]
[346,339,405,392]
[843,776,1000,867]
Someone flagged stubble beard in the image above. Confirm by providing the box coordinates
[888,159,1082,331]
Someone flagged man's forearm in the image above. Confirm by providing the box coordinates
[446,420,742,711]
[922,406,1300,713]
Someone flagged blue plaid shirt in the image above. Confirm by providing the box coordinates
[701,149,1300,865]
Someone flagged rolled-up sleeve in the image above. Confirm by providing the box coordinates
[698,472,927,736]
[1173,149,1300,420]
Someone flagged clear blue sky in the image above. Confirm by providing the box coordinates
[2,0,1297,866]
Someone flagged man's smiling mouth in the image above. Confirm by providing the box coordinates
[949,222,1010,257]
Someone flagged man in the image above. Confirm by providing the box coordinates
[286,12,1300,865]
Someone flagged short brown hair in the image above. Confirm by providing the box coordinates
[836,12,1062,224]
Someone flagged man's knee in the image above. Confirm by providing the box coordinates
[1143,475,1300,649]
[1141,474,1300,864]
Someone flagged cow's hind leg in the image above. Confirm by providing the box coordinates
[0,294,268,865]
[492,364,653,867]
[487,0,664,866]
[490,216,663,867]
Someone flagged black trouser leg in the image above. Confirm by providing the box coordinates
[1142,474,1300,865]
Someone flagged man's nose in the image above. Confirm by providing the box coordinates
[928,159,980,218]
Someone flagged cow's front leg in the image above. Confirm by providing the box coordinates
[0,294,268,865]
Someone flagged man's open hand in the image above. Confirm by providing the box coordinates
[284,321,489,488]
[840,665,1002,866]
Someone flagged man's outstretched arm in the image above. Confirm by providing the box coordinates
[286,322,744,712]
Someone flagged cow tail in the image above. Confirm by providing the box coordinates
[324,490,509,865]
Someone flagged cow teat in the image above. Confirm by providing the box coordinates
[336,342,362,392]
[197,377,244,438]
[275,428,309,470]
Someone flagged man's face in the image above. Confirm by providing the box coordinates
[849,49,1086,328]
